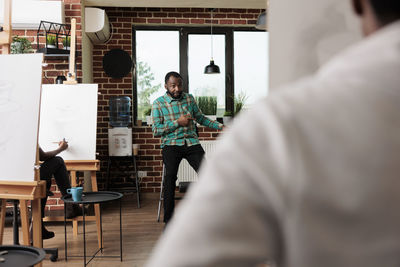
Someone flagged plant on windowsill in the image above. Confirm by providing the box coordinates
[196,96,217,120]
[234,92,248,115]
[10,36,33,54]
[46,35,57,49]
[143,106,152,126]
[62,36,70,50]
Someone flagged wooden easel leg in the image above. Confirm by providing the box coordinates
[0,200,6,245]
[32,198,43,267]
[70,171,79,237]
[91,171,102,249]
[20,200,30,245]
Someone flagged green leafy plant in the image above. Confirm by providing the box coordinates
[223,111,233,117]
[137,61,162,120]
[196,96,217,115]
[46,35,56,46]
[10,36,33,54]
[62,36,70,48]
[234,92,248,115]
[143,106,152,116]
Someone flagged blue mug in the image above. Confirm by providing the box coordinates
[67,187,83,202]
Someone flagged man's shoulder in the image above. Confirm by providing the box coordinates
[153,94,167,104]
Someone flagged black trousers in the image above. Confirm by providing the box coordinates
[40,156,71,218]
[162,144,205,224]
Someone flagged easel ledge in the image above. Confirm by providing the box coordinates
[0,181,46,200]
[64,160,100,171]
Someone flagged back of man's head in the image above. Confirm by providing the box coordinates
[369,0,400,25]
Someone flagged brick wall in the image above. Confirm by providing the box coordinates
[93,7,262,194]
[3,5,262,211]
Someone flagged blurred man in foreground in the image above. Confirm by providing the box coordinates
[147,0,400,266]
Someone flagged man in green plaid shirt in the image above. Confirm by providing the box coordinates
[152,71,223,224]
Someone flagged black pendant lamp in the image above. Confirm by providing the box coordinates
[204,8,220,74]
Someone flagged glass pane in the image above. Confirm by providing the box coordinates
[234,31,269,113]
[188,34,225,117]
[136,30,179,121]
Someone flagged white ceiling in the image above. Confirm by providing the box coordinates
[84,0,266,9]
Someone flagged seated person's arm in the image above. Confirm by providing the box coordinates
[39,140,68,161]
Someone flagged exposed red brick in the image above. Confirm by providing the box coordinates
[133,18,147,23]
[220,19,234,24]
[153,13,168,18]
[162,18,176,24]
[191,8,205,12]
[177,19,190,24]
[234,20,247,25]
[190,19,205,24]
[148,18,162,24]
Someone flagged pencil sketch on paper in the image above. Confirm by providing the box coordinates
[39,84,98,161]
[0,80,20,151]
[0,53,43,182]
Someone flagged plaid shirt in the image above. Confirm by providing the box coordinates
[152,92,222,148]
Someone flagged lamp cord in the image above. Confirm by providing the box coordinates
[210,9,214,60]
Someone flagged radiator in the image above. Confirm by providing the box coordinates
[176,140,217,184]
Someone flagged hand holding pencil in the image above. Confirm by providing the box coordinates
[58,138,68,151]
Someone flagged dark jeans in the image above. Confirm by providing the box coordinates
[40,156,71,218]
[162,144,205,224]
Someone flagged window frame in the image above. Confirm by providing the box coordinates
[132,25,263,124]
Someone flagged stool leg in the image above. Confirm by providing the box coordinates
[157,165,165,222]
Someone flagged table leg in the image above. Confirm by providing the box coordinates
[64,204,67,261]
[70,171,79,237]
[100,205,103,253]
[83,205,86,267]
[120,199,122,261]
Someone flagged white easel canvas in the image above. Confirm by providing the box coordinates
[269,0,362,88]
[0,53,43,181]
[39,84,98,160]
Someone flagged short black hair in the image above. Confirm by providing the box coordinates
[369,0,400,25]
[165,71,183,84]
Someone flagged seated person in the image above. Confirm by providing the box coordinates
[39,139,80,239]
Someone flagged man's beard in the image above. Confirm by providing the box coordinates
[168,91,182,99]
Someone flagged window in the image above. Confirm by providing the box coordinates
[134,30,179,122]
[188,34,225,116]
[133,27,268,123]
[234,31,269,112]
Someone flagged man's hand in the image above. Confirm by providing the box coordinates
[177,114,193,127]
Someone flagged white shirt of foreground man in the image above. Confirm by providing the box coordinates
[147,6,400,267]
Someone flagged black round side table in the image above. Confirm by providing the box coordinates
[0,245,45,267]
[61,191,123,266]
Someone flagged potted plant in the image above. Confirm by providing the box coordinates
[223,110,233,125]
[46,34,57,48]
[234,92,248,115]
[10,36,33,54]
[62,36,70,50]
[196,96,217,120]
[143,106,152,125]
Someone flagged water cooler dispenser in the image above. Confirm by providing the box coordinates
[108,96,132,156]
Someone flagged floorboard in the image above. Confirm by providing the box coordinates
[2,193,163,267]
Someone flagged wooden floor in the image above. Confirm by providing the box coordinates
[2,193,164,267]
